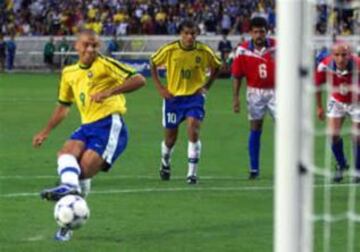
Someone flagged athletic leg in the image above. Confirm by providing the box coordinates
[328,117,347,182]
[248,119,263,179]
[160,128,178,180]
[186,117,202,184]
[41,140,85,201]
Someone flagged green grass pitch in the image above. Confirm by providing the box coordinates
[0,73,358,251]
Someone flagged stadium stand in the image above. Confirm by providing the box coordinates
[2,0,276,36]
[0,0,358,37]
[0,0,358,71]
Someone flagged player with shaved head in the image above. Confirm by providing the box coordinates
[315,42,360,183]
[33,29,146,240]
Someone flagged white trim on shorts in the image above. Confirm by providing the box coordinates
[102,114,122,164]
[162,99,166,127]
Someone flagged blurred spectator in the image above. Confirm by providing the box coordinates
[218,33,232,61]
[106,35,119,58]
[6,34,16,70]
[203,10,217,35]
[43,36,55,71]
[220,11,232,34]
[116,21,129,36]
[167,16,178,35]
[58,37,70,66]
[0,34,6,72]
[103,18,117,36]
[155,19,168,35]
[217,33,232,77]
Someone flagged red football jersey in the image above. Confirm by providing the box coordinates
[315,55,360,103]
[231,38,276,89]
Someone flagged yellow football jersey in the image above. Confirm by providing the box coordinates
[58,55,136,124]
[151,41,222,96]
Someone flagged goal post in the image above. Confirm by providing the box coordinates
[275,1,360,251]
[275,0,310,251]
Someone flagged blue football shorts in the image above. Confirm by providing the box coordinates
[70,114,128,170]
[162,93,205,128]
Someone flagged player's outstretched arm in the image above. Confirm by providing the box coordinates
[150,62,173,99]
[232,77,242,113]
[91,74,146,102]
[32,104,70,148]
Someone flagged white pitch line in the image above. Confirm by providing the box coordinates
[0,183,355,199]
[0,186,273,198]
[0,183,357,198]
[0,175,241,180]
[24,235,45,242]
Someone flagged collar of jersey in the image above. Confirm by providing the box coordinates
[78,62,92,69]
[178,40,197,51]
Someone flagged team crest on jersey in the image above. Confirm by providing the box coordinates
[195,56,201,63]
[87,71,93,78]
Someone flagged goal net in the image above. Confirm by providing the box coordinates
[275,1,360,252]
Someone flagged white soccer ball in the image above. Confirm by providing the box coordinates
[54,195,90,230]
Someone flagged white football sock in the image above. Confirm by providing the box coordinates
[187,140,201,177]
[161,141,174,167]
[79,178,91,198]
[57,154,80,187]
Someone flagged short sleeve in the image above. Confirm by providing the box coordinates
[315,62,327,86]
[58,72,74,106]
[151,45,169,66]
[231,55,245,78]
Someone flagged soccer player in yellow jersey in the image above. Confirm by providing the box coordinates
[150,20,221,184]
[32,29,145,241]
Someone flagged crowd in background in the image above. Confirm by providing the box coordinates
[316,0,359,35]
[0,0,359,72]
[1,0,273,36]
[1,0,358,37]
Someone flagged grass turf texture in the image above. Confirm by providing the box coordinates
[0,73,358,251]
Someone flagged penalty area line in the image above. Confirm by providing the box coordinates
[0,186,273,198]
[0,175,243,180]
[0,183,354,198]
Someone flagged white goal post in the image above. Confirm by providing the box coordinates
[275,0,315,251]
[275,1,360,252]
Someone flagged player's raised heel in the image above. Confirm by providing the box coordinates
[54,227,73,241]
[40,183,80,201]
[160,164,171,181]
[187,175,198,184]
